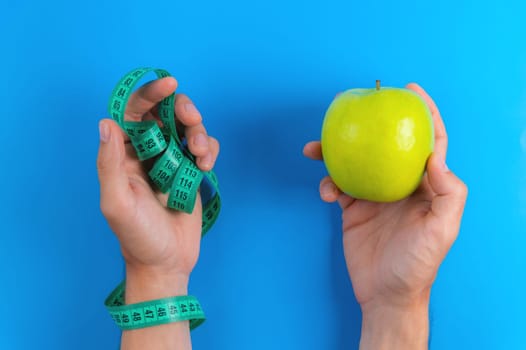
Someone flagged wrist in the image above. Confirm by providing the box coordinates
[125,265,190,304]
[359,291,430,350]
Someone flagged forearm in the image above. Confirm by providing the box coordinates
[121,266,192,350]
[359,296,430,350]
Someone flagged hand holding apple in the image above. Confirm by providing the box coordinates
[303,83,467,350]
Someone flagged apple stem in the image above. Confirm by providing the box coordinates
[376,80,381,91]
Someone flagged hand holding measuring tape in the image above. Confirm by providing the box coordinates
[98,68,221,331]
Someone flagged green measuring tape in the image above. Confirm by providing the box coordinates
[104,67,221,331]
[105,282,205,331]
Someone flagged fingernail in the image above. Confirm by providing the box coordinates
[99,121,110,143]
[200,152,212,168]
[321,182,335,197]
[194,133,208,148]
[184,103,200,115]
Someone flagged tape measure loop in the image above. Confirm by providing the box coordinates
[148,137,183,192]
[168,157,203,213]
[129,121,167,161]
[105,282,206,331]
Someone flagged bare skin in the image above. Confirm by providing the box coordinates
[303,83,467,350]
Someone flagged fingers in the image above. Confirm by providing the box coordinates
[173,94,219,171]
[320,176,340,202]
[125,82,220,173]
[425,153,468,246]
[306,142,355,208]
[175,94,203,126]
[97,119,131,219]
[337,193,356,210]
[319,176,356,210]
[126,77,178,121]
[303,141,323,160]
[175,95,206,158]
[198,136,220,171]
[185,121,209,158]
[406,83,448,160]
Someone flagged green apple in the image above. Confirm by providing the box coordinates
[321,82,434,202]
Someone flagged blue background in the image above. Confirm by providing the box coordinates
[2,0,525,348]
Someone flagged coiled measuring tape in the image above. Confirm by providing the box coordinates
[104,67,221,330]
[105,281,205,331]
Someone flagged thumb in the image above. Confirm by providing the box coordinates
[97,119,129,218]
[426,152,468,240]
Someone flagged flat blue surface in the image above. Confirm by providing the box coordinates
[2,0,525,348]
